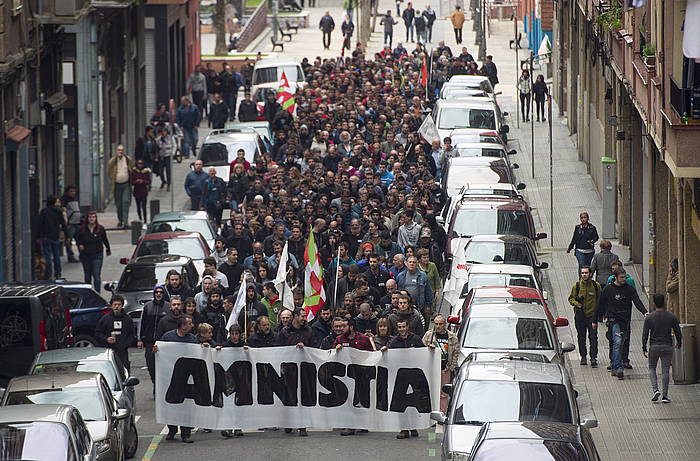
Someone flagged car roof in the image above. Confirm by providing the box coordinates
[463,360,565,384]
[34,347,114,364]
[448,75,490,83]
[448,156,506,167]
[468,302,548,319]
[453,197,528,210]
[0,284,62,298]
[0,404,76,424]
[152,211,209,222]
[7,372,105,391]
[455,142,507,150]
[438,99,496,108]
[468,264,537,275]
[254,58,301,68]
[139,231,202,241]
[467,235,533,244]
[481,422,581,442]
[471,286,543,299]
[203,131,258,143]
[128,255,192,266]
[450,128,501,136]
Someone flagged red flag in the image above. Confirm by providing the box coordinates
[421,56,428,88]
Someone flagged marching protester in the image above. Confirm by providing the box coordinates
[643,294,682,403]
[138,286,170,392]
[95,295,136,372]
[568,266,602,367]
[131,158,152,223]
[423,315,459,413]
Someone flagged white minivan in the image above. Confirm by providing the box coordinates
[251,58,306,95]
[435,98,510,143]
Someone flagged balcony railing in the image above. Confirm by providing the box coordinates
[670,77,700,121]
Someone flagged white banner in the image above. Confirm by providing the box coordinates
[418,114,440,143]
[155,343,441,431]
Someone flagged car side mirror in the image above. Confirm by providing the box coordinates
[114,409,129,420]
[508,149,517,155]
[502,111,509,117]
[516,183,526,191]
[554,318,569,327]
[123,377,140,387]
[447,315,460,325]
[536,232,548,240]
[435,216,445,225]
[500,124,510,134]
[104,283,114,292]
[512,163,520,169]
[189,162,195,170]
[430,411,447,424]
[119,258,129,265]
[539,262,549,269]
[581,419,598,429]
[441,384,453,396]
[542,290,549,300]
[561,342,575,353]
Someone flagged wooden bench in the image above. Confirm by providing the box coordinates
[280,29,293,41]
[285,21,299,33]
[271,36,284,51]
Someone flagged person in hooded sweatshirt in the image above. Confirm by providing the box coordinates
[194,275,215,310]
[138,285,170,389]
[397,211,422,249]
[201,287,228,344]
[95,295,135,372]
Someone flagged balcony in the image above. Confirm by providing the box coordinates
[670,77,700,122]
[34,0,91,23]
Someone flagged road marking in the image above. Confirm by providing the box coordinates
[135,415,141,423]
[428,448,436,457]
[140,435,162,461]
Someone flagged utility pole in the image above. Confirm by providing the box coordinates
[271,0,280,43]
[530,51,535,179]
[514,5,519,129]
[549,95,554,246]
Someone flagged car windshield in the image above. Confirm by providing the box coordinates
[150,219,214,240]
[455,147,505,158]
[255,88,276,103]
[437,108,496,130]
[451,134,502,145]
[464,274,537,293]
[7,388,106,421]
[117,266,173,292]
[253,66,301,84]
[0,421,72,461]
[452,209,530,238]
[32,360,120,392]
[463,317,553,350]
[463,241,533,265]
[453,381,573,424]
[198,142,228,165]
[472,439,585,461]
[446,166,510,189]
[136,238,206,260]
[473,297,544,306]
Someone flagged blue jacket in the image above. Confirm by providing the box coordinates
[185,170,208,197]
[176,104,201,129]
[396,269,433,308]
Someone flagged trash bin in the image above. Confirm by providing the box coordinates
[672,324,697,384]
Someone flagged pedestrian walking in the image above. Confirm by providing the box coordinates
[201,167,226,228]
[137,286,170,393]
[319,11,335,50]
[185,160,208,210]
[665,258,679,315]
[402,2,415,42]
[422,5,436,42]
[643,293,682,404]
[481,55,499,88]
[414,10,426,44]
[532,74,549,122]
[176,96,201,157]
[605,260,636,370]
[204,63,221,119]
[209,92,230,129]
[341,14,354,50]
[423,315,459,413]
[343,0,354,18]
[60,185,81,264]
[595,267,648,380]
[450,6,465,44]
[186,64,207,112]
[155,126,172,190]
[37,195,67,279]
[240,58,254,92]
[518,69,532,122]
[568,266,602,367]
[135,126,158,170]
[566,211,599,270]
[150,103,171,128]
[107,144,133,228]
[95,295,135,372]
[238,92,258,122]
[590,239,619,287]
[75,211,111,291]
[131,159,152,223]
[219,64,241,122]
[380,11,399,48]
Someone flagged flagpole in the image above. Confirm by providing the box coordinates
[333,243,341,309]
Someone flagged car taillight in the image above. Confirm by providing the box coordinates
[39,320,48,351]
[65,309,74,345]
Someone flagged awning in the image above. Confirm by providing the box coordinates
[5,124,31,142]
[45,92,68,111]
[684,0,700,59]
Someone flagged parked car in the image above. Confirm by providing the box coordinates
[435,99,509,142]
[467,422,601,461]
[449,128,506,146]
[2,373,134,460]
[126,231,211,275]
[59,282,110,348]
[0,284,73,385]
[442,157,525,197]
[458,286,550,321]
[197,129,264,182]
[439,184,526,227]
[459,235,548,273]
[105,255,199,329]
[0,404,97,461]
[453,142,517,161]
[226,121,273,149]
[148,210,217,250]
[452,302,574,365]
[430,360,596,460]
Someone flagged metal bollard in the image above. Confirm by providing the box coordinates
[131,221,142,245]
[149,200,160,222]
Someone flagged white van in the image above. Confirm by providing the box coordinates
[251,58,306,95]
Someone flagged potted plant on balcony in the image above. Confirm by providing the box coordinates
[643,43,656,66]
[596,2,622,31]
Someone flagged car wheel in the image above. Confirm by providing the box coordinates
[73,334,97,348]
[124,421,138,459]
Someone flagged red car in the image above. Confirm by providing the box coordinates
[450,286,567,328]
[123,232,211,275]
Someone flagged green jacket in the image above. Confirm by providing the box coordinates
[420,262,442,298]
[262,296,284,328]
[568,279,602,318]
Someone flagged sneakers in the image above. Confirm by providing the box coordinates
[662,396,671,403]
[220,430,232,438]
[606,364,612,371]
[284,428,293,434]
[340,429,356,436]
[617,371,624,380]
[651,390,661,402]
[580,357,587,366]
[234,429,243,436]
[623,362,633,369]
[396,430,410,439]
[410,430,419,437]
[181,437,193,444]
[610,370,618,377]
[165,431,176,441]
[298,428,308,437]
[590,359,598,368]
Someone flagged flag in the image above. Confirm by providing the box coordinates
[303,231,326,321]
[274,241,295,310]
[226,276,247,330]
[421,55,428,88]
[276,71,296,115]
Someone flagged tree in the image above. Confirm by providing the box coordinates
[213,0,228,56]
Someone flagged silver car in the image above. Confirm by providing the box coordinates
[431,360,597,461]
[2,373,131,461]
[28,347,139,458]
[456,303,574,365]
[0,403,97,460]
[148,210,217,249]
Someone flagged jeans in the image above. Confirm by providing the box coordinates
[536,97,546,120]
[610,321,626,372]
[574,309,597,359]
[182,126,198,157]
[427,25,433,42]
[454,28,462,43]
[116,349,131,373]
[322,31,332,48]
[648,344,673,396]
[114,182,131,225]
[80,253,104,291]
[405,23,414,42]
[42,239,62,278]
[575,249,594,270]
[135,196,148,223]
[224,93,237,121]
[520,92,531,120]
[384,32,393,48]
[190,195,202,211]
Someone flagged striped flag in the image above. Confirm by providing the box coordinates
[274,241,295,310]
[303,231,326,321]
[276,71,296,115]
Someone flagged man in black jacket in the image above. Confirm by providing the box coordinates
[219,64,240,120]
[401,2,415,42]
[95,295,135,372]
[237,92,258,122]
[137,286,170,388]
[163,270,192,302]
[208,93,229,129]
[156,296,183,340]
[310,306,332,347]
[37,195,67,279]
[595,268,648,380]
[319,11,335,49]
[248,315,276,347]
[218,248,244,292]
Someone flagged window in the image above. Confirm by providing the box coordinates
[117,266,172,292]
[152,220,214,241]
[0,299,33,349]
[463,241,534,266]
[452,209,530,238]
[39,290,67,349]
[462,317,553,350]
[7,388,107,421]
[199,143,229,165]
[136,238,206,260]
[0,421,71,461]
[32,360,120,392]
[74,412,92,457]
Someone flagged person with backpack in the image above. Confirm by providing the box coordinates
[568,265,602,368]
